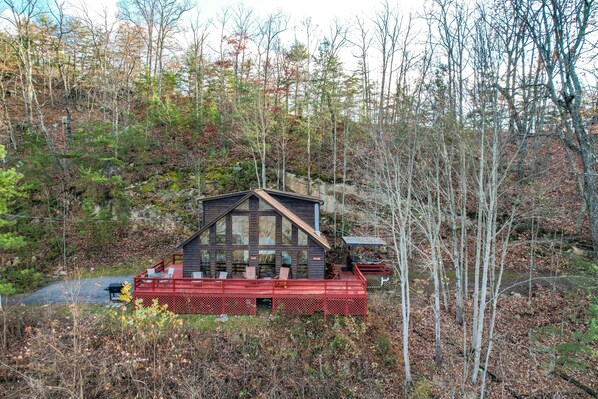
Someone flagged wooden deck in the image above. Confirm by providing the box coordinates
[134,264,367,297]
[132,255,368,319]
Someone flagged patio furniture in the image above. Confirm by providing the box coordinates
[218,271,228,279]
[159,267,174,283]
[275,267,290,288]
[244,266,256,280]
[192,271,203,285]
[326,263,343,280]
[147,268,160,278]
[143,267,164,283]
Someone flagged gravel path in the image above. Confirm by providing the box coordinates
[10,275,135,305]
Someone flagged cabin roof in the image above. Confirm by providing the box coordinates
[178,189,330,250]
[342,236,388,246]
[200,188,324,204]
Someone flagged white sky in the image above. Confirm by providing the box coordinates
[73,0,421,39]
[68,0,424,76]
[77,0,419,25]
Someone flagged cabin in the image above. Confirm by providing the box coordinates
[178,189,330,280]
[131,188,392,319]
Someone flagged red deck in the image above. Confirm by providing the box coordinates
[132,255,368,319]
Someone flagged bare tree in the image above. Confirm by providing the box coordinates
[513,0,597,262]
[1,0,38,126]
[119,0,191,96]
[187,14,210,125]
[252,11,287,188]
[374,131,416,385]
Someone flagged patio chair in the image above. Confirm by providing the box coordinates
[159,267,174,283]
[142,267,160,283]
[244,266,256,280]
[191,271,203,285]
[275,267,290,288]
[218,271,228,279]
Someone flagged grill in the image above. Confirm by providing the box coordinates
[106,282,125,301]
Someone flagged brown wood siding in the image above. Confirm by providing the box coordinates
[202,194,246,226]
[269,194,315,228]
[182,238,199,277]
[184,192,327,280]
[308,239,325,279]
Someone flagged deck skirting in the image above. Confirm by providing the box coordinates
[134,292,367,320]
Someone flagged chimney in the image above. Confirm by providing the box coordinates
[314,203,320,235]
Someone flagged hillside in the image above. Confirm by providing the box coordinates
[0,0,597,397]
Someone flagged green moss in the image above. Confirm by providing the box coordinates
[73,259,148,278]
[374,333,397,366]
[410,379,433,399]
[328,332,351,352]
[567,253,598,272]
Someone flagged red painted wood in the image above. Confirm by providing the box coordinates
[133,253,368,319]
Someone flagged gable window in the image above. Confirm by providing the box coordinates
[259,199,273,210]
[259,215,276,245]
[298,229,308,246]
[216,219,226,244]
[237,199,249,210]
[282,218,292,245]
[232,215,249,245]
[258,250,276,278]
[199,231,209,245]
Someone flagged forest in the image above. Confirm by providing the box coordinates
[0,0,596,397]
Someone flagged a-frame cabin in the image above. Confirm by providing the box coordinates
[178,189,330,280]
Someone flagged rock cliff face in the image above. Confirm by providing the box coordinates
[284,173,368,221]
[125,171,371,235]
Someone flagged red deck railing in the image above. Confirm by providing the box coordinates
[353,263,392,276]
[132,253,369,320]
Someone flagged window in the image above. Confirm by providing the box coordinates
[258,199,273,210]
[232,215,249,244]
[237,199,249,210]
[282,250,292,267]
[282,218,292,245]
[232,250,249,276]
[282,250,292,279]
[216,250,227,274]
[199,250,210,275]
[298,229,308,246]
[259,215,276,245]
[297,250,308,278]
[258,250,276,278]
[216,219,226,244]
[199,231,209,245]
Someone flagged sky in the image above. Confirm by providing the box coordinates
[77,0,417,25]
[67,0,423,75]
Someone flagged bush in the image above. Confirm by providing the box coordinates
[1,267,45,293]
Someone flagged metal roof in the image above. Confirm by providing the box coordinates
[342,236,388,246]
